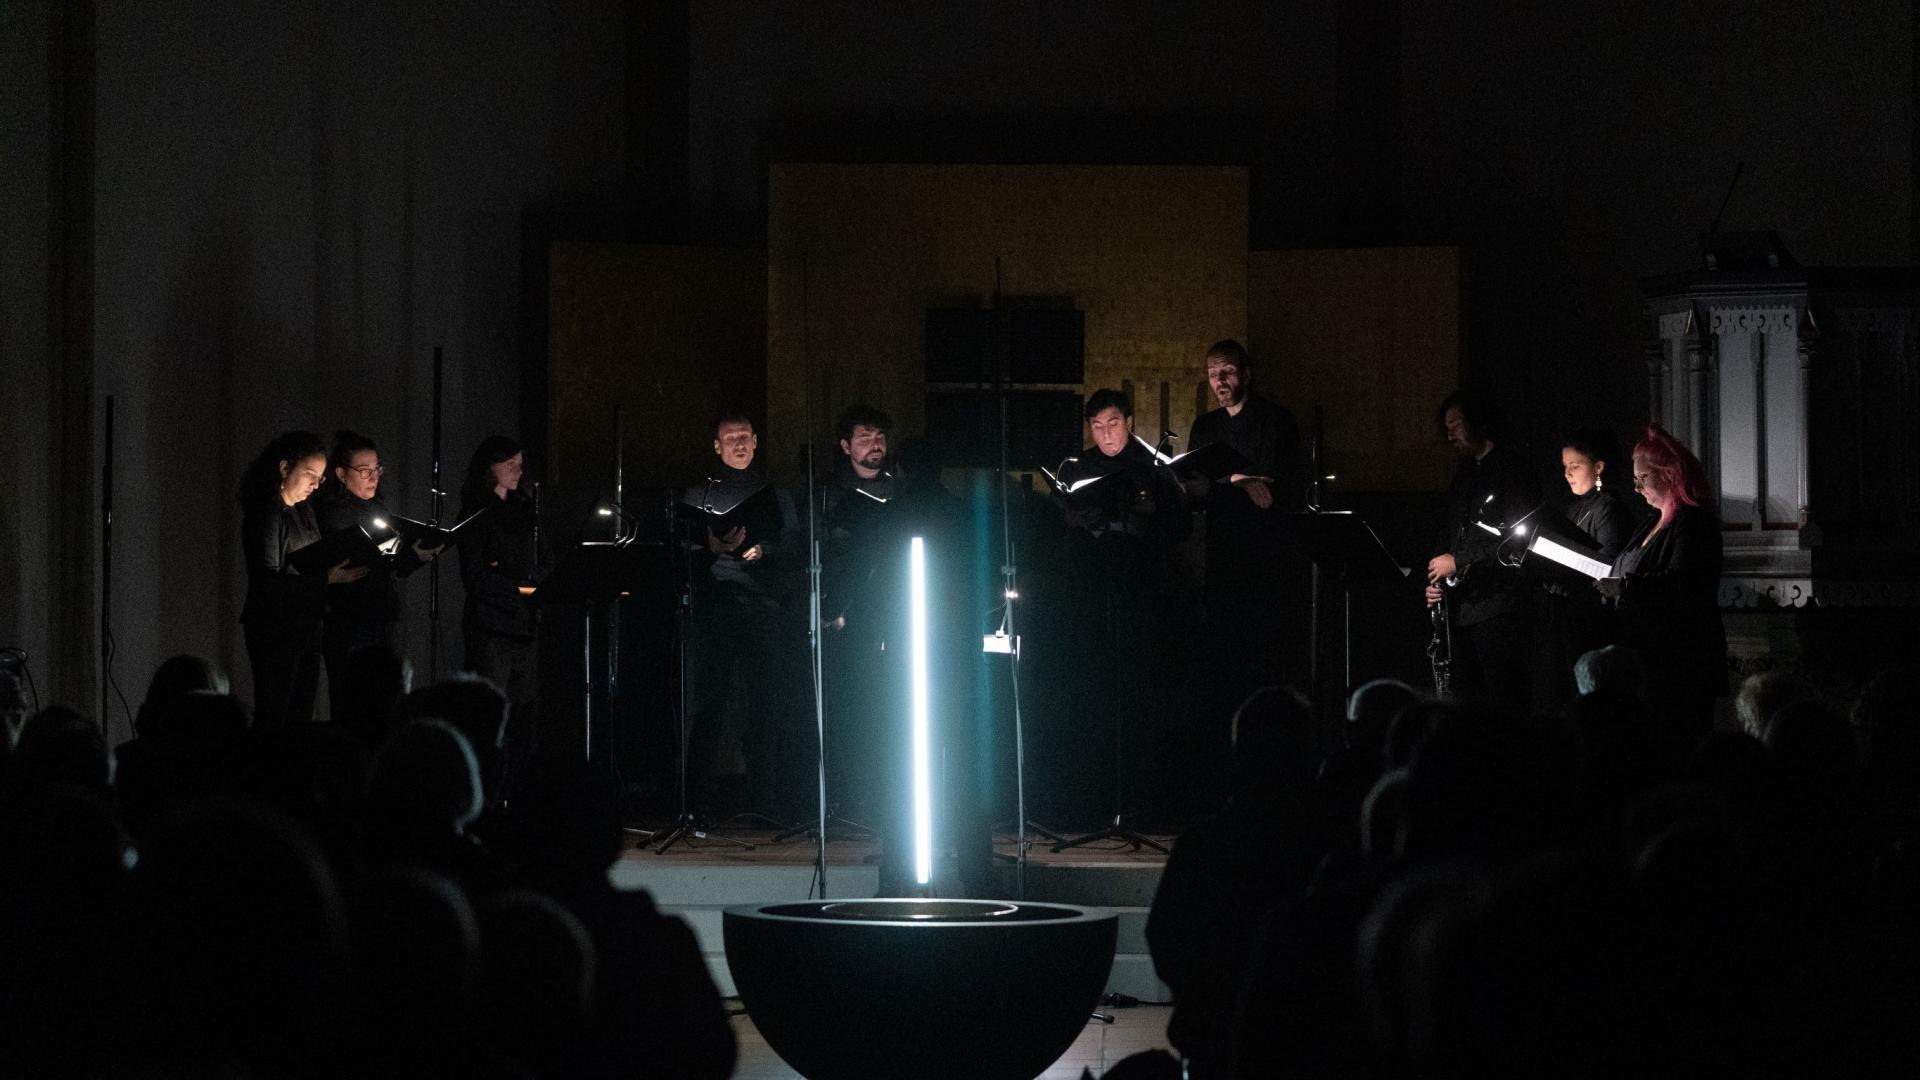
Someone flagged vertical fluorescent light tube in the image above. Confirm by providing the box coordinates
[909,536,933,887]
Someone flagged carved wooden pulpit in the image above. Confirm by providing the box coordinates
[1642,235,1917,677]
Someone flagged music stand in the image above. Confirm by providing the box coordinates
[1283,511,1410,701]
[651,499,755,855]
[533,541,672,843]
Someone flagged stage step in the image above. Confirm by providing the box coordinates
[611,851,1173,1002]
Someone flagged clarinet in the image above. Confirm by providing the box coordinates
[1427,582,1455,699]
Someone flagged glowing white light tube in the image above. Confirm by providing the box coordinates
[909,536,933,887]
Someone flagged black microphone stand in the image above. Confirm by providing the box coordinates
[777,253,875,861]
[427,345,444,682]
[983,258,1064,891]
[655,482,754,855]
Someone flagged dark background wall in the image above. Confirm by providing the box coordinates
[2,0,1912,733]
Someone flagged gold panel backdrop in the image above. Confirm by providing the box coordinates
[766,164,1249,477]
[547,242,768,491]
[1248,247,1462,492]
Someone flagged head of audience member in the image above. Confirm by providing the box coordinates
[1084,388,1135,458]
[835,403,892,481]
[1354,862,1491,1068]
[477,890,597,1065]
[462,435,525,505]
[1761,697,1857,800]
[351,865,481,1065]
[13,706,108,795]
[367,719,483,841]
[406,675,510,808]
[1733,670,1816,741]
[132,799,352,1072]
[505,755,627,892]
[1362,768,1412,860]
[1203,339,1253,410]
[1850,667,1920,817]
[1630,423,1710,528]
[1347,679,1417,758]
[240,717,368,863]
[1396,861,1619,1076]
[1384,700,1453,772]
[238,430,328,510]
[1229,685,1319,811]
[334,645,412,751]
[328,429,384,501]
[1436,390,1502,460]
[1575,644,1648,700]
[1561,426,1626,497]
[0,667,27,749]
[133,654,226,740]
[712,413,758,472]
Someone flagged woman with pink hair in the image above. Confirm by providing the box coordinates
[1595,424,1729,738]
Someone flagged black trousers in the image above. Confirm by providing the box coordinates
[322,614,396,724]
[466,627,538,795]
[684,594,809,816]
[246,621,323,728]
[1452,606,1534,716]
[466,627,536,709]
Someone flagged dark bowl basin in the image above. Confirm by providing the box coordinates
[724,899,1119,1080]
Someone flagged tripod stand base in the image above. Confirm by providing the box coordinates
[653,814,756,855]
[772,812,876,845]
[1049,816,1169,854]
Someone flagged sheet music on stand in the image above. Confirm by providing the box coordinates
[1504,504,1611,582]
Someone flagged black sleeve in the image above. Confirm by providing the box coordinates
[1622,509,1722,603]
[1586,493,1631,563]
[457,499,489,592]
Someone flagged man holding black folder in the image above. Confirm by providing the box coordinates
[684,414,804,817]
[1185,340,1301,714]
[1055,389,1189,821]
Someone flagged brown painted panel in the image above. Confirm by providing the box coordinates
[766,164,1249,477]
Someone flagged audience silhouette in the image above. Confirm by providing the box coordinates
[4,634,1917,1078]
[0,655,735,1079]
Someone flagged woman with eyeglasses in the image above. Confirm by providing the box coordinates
[314,430,443,724]
[458,436,539,723]
[1595,424,1728,739]
[240,430,368,727]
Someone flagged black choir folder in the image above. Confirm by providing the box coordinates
[681,477,779,553]
[377,507,489,549]
[287,525,386,577]
[1141,437,1255,483]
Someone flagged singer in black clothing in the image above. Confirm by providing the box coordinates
[239,431,368,727]
[314,430,444,721]
[817,404,900,825]
[1597,425,1729,739]
[458,437,538,720]
[682,414,805,817]
[1425,391,1542,714]
[1057,389,1190,822]
[1184,340,1301,744]
[1537,426,1642,706]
